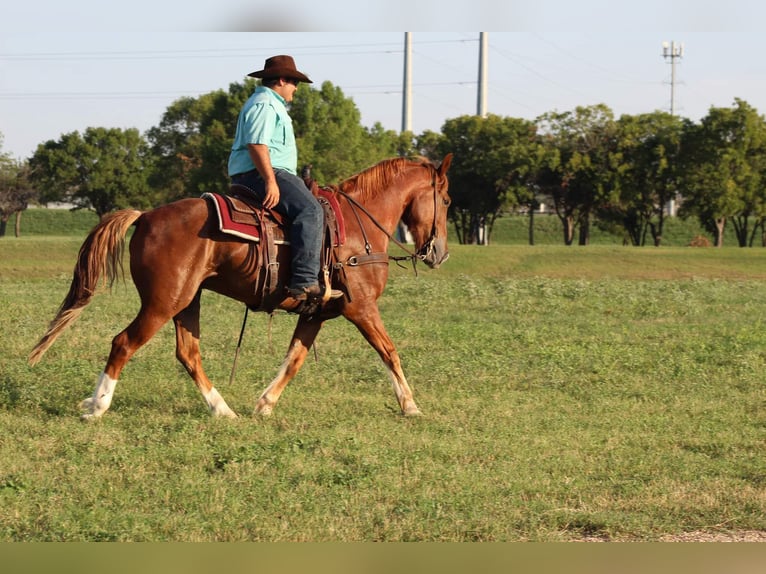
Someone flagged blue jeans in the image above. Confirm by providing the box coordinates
[231,168,323,289]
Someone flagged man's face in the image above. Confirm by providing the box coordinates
[274,77,299,102]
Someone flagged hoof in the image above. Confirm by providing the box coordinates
[211,407,238,419]
[79,397,104,420]
[253,402,273,417]
[403,406,423,417]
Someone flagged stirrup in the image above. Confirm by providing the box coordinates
[286,285,342,301]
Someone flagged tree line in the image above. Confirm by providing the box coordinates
[423,98,766,247]
[2,77,765,247]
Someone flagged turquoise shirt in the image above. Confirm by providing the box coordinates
[228,86,298,176]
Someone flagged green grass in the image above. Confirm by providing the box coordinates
[1,234,765,541]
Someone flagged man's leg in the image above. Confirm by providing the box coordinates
[273,169,323,290]
[231,169,339,302]
[231,171,266,199]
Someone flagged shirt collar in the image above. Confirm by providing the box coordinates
[258,85,286,105]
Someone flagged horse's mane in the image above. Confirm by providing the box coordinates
[337,156,434,201]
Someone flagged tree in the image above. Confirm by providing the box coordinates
[606,112,686,246]
[435,114,539,245]
[29,127,153,216]
[536,105,622,245]
[147,82,252,202]
[414,130,446,160]
[504,133,553,246]
[290,81,401,183]
[678,99,766,247]
[0,146,37,237]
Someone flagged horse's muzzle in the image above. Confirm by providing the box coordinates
[428,251,449,269]
[421,238,449,269]
[416,233,449,269]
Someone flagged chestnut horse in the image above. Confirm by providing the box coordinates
[29,154,453,419]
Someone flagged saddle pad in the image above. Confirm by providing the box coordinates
[202,192,286,243]
[202,188,345,246]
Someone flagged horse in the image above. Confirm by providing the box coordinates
[29,154,453,419]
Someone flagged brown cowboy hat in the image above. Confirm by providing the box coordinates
[248,55,313,84]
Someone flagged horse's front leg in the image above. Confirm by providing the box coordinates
[254,316,324,416]
[346,304,421,416]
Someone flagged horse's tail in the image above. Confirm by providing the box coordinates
[28,209,143,366]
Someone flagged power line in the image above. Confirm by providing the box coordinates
[489,43,591,99]
[0,81,477,100]
[0,91,201,100]
[0,38,478,61]
[1,77,477,99]
[532,33,653,85]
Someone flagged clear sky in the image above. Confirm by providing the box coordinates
[2,1,765,160]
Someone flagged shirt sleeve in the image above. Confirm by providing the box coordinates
[241,102,277,146]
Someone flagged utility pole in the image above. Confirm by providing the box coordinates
[662,41,683,219]
[402,32,413,133]
[477,32,488,118]
[397,32,414,244]
[662,41,683,116]
[475,32,489,244]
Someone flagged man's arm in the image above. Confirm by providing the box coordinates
[247,143,280,209]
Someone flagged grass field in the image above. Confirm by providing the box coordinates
[1,231,765,541]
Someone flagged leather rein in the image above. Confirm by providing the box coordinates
[335,168,440,276]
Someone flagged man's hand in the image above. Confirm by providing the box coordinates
[263,179,280,209]
[247,143,280,208]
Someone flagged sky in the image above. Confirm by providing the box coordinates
[2,1,766,160]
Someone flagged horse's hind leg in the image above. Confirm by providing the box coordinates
[173,292,237,418]
[80,306,169,419]
[254,316,323,416]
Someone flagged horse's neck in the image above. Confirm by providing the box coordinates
[341,162,422,240]
[362,185,411,232]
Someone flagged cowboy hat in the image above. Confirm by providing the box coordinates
[248,55,313,83]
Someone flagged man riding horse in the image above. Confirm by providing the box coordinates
[228,54,342,309]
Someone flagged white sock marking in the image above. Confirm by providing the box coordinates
[204,387,237,418]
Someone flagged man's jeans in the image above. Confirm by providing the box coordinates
[231,168,323,290]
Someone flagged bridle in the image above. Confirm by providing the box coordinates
[413,169,442,263]
[335,166,442,274]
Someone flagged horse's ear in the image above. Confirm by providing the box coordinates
[439,153,453,175]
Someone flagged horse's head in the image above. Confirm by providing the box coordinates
[402,153,453,269]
